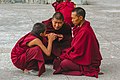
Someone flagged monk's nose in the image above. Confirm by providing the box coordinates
[72,19,74,22]
[56,23,59,27]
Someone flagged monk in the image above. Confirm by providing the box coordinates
[11,23,56,76]
[42,12,72,64]
[52,0,76,27]
[53,7,103,78]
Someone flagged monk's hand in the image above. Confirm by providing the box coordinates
[48,33,57,41]
[45,34,48,37]
[57,34,63,41]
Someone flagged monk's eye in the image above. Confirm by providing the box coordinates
[58,22,62,24]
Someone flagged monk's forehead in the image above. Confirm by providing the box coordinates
[72,12,78,16]
[52,18,63,22]
[72,11,77,15]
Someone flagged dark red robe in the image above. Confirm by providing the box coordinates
[11,33,45,76]
[53,20,103,78]
[42,18,72,63]
[52,0,75,27]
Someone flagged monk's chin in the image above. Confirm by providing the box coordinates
[55,28,60,30]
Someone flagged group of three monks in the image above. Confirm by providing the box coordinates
[11,0,102,78]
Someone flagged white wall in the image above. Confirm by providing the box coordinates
[72,0,87,4]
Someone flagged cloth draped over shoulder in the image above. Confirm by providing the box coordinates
[54,20,102,78]
[11,33,45,76]
[60,21,102,65]
[42,18,72,63]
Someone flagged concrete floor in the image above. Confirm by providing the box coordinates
[0,3,120,80]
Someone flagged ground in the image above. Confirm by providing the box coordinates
[0,3,120,80]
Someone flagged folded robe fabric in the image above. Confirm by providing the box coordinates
[11,33,45,76]
[53,20,103,78]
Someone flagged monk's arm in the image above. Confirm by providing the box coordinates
[27,38,54,56]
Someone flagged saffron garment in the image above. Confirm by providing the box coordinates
[53,21,103,78]
[42,18,72,63]
[52,0,75,27]
[11,33,45,76]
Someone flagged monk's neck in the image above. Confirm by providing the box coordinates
[78,20,85,27]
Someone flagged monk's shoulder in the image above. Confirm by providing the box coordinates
[79,28,92,36]
[24,33,36,40]
[63,23,71,29]
[42,18,52,26]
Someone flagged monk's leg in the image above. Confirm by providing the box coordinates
[60,59,80,71]
[25,46,45,76]
[43,53,55,64]
[25,60,38,71]
[59,59,84,76]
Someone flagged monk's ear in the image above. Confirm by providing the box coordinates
[79,16,83,21]
[62,21,64,24]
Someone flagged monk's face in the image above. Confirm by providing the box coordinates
[71,12,83,26]
[52,18,64,30]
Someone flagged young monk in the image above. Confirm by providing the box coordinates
[52,0,76,27]
[11,23,56,76]
[53,7,103,78]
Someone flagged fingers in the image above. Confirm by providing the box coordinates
[48,33,57,36]
[48,33,57,41]
[47,33,63,41]
[57,34,63,38]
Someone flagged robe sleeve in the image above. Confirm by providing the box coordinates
[21,34,36,47]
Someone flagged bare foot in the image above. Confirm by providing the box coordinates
[23,69,38,76]
[23,69,30,73]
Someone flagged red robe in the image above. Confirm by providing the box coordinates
[53,20,103,78]
[42,18,72,63]
[52,0,75,27]
[52,2,60,12]
[11,33,45,76]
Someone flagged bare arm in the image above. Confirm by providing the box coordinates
[27,33,56,56]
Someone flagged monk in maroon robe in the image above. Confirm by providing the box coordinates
[52,0,75,27]
[53,7,103,78]
[42,12,72,64]
[11,23,56,76]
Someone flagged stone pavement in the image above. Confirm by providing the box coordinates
[0,3,120,80]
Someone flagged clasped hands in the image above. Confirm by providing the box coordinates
[46,33,63,41]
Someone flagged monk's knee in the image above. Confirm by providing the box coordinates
[26,46,44,60]
[60,59,80,71]
[60,59,71,69]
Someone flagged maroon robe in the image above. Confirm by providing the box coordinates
[42,18,72,63]
[52,0,75,27]
[52,2,60,12]
[11,33,45,76]
[53,20,103,78]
